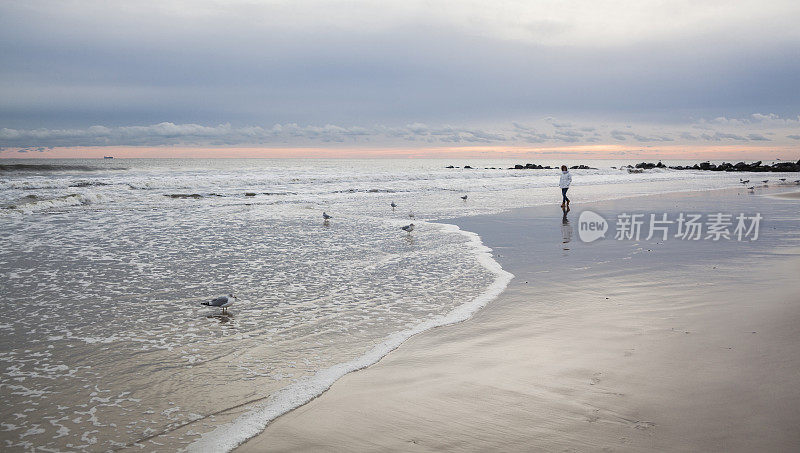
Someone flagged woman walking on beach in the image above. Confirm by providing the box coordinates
[559,165,572,209]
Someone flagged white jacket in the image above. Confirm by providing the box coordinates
[559,171,572,188]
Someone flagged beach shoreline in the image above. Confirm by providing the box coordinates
[7,159,799,451]
[237,187,800,452]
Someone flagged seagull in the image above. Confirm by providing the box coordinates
[391,201,397,210]
[408,211,415,219]
[461,195,468,200]
[762,180,769,184]
[747,186,755,190]
[740,179,749,184]
[202,294,237,313]
[322,212,332,220]
[780,178,787,182]
[401,223,415,234]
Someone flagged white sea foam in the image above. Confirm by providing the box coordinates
[2,192,106,215]
[187,222,513,452]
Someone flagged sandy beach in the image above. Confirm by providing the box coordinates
[771,190,800,199]
[239,187,800,452]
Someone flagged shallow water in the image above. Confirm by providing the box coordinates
[1,158,795,451]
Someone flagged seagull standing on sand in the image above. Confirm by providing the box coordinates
[391,201,397,210]
[747,186,755,190]
[401,223,415,234]
[461,195,468,201]
[323,212,332,221]
[202,294,237,313]
[408,211,415,219]
[740,179,749,184]
[762,180,769,184]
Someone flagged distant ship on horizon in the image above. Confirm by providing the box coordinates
[103,156,114,159]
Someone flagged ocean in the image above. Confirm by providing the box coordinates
[0,158,782,451]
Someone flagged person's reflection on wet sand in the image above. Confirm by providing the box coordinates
[561,206,572,248]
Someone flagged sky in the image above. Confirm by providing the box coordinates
[1,0,799,159]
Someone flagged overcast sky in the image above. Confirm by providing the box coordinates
[1,0,799,156]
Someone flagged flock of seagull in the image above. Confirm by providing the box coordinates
[204,175,798,314]
[202,197,460,313]
[322,195,469,235]
[740,177,800,190]
[203,196,469,314]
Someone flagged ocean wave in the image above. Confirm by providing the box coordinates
[2,192,106,214]
[165,193,205,199]
[186,222,513,453]
[0,180,75,190]
[69,180,112,188]
[0,179,114,191]
[164,192,300,199]
[332,188,398,194]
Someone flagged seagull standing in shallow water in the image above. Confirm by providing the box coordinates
[202,294,237,313]
[401,223,415,234]
[391,201,397,210]
[323,212,332,221]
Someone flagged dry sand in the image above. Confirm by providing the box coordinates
[239,189,800,452]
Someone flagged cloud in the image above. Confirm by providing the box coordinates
[700,132,748,141]
[698,113,800,128]
[0,122,511,147]
[689,113,799,143]
[1,2,799,133]
[610,130,674,142]
[14,146,50,153]
[3,123,377,146]
[2,115,798,149]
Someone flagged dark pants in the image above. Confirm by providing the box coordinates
[561,187,570,204]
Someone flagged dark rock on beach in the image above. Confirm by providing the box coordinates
[509,163,554,170]
[635,161,667,169]
[445,163,596,170]
[668,160,800,172]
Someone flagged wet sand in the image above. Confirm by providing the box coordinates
[771,190,800,199]
[239,188,800,452]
